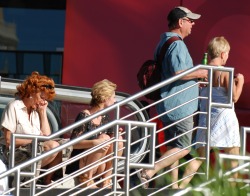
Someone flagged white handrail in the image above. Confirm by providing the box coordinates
[0,64,240,196]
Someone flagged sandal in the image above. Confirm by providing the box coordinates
[102,179,112,189]
[78,174,98,188]
[137,169,150,188]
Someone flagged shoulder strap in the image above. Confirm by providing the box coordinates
[82,109,90,115]
[218,71,222,87]
[157,36,181,65]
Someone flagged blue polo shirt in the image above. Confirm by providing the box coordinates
[155,32,198,122]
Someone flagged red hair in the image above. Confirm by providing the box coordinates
[15,71,55,101]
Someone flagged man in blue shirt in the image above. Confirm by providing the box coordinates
[138,6,208,188]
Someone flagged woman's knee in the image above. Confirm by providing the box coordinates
[43,140,60,151]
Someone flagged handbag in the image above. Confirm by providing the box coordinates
[4,143,43,166]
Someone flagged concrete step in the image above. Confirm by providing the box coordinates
[18,188,192,196]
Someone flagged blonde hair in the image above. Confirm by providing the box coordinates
[90,79,117,107]
[207,36,230,59]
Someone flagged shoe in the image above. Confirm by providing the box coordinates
[78,174,98,188]
[137,169,150,188]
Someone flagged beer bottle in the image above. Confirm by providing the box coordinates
[202,52,208,65]
[199,52,208,86]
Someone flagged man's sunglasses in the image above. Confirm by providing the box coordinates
[182,18,194,24]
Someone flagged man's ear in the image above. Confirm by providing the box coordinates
[178,18,183,27]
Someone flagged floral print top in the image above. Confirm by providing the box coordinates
[70,111,112,140]
[65,111,112,174]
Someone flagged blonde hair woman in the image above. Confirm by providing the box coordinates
[179,36,244,188]
[65,79,123,188]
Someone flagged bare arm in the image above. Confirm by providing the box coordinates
[175,69,208,80]
[4,128,32,148]
[232,73,244,103]
[223,72,244,103]
[37,100,51,136]
[73,138,108,149]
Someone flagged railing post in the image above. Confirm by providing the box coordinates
[14,169,21,196]
[30,138,39,196]
[111,129,119,193]
[205,68,213,180]
[240,126,246,156]
[124,123,131,196]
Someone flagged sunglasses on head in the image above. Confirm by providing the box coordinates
[41,84,54,90]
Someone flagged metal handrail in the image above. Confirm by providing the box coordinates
[240,126,250,156]
[0,64,237,195]
[173,153,250,196]
[1,120,156,195]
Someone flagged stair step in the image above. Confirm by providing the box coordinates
[18,188,191,196]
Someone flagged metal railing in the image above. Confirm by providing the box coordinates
[187,120,250,196]
[240,126,250,156]
[0,64,241,196]
[3,120,156,196]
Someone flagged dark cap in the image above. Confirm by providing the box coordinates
[167,6,201,24]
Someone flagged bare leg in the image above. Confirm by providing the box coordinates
[170,160,179,189]
[117,135,124,157]
[41,140,62,185]
[161,146,179,189]
[43,152,62,184]
[179,147,205,188]
[41,141,60,167]
[78,154,101,188]
[78,134,111,188]
[101,135,124,188]
[145,147,190,179]
[99,145,113,188]
[224,147,240,186]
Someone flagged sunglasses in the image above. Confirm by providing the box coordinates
[182,18,194,24]
[41,84,54,90]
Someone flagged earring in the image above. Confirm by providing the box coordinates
[29,96,33,99]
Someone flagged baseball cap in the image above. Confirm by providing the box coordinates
[177,6,201,19]
[167,6,201,23]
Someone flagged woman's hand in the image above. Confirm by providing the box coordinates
[37,100,51,136]
[234,73,244,85]
[37,100,48,113]
[94,138,111,152]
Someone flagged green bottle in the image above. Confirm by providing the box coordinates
[199,53,208,84]
[202,52,208,65]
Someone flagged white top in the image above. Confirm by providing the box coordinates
[1,99,41,135]
[196,86,240,148]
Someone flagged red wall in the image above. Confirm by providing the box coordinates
[63,0,250,150]
[63,0,181,93]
